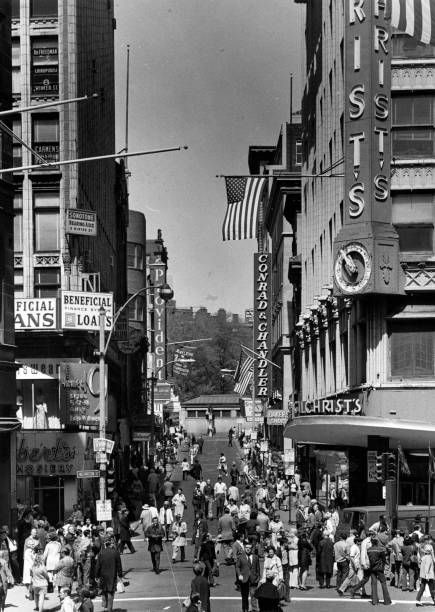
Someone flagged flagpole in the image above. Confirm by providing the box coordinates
[396,447,400,529]
[429,442,432,535]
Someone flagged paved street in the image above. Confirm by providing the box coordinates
[5,434,428,612]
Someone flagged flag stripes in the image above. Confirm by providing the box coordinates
[398,442,411,476]
[391,0,435,45]
[222,177,266,241]
[234,355,254,395]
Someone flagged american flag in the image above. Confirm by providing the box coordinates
[398,442,411,476]
[222,177,266,241]
[234,353,254,396]
[429,443,435,476]
[391,0,435,45]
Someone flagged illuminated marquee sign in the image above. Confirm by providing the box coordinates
[253,253,271,398]
[334,0,402,296]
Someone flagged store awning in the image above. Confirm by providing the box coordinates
[284,415,435,449]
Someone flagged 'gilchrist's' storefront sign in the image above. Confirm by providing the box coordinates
[289,397,364,418]
[253,253,271,397]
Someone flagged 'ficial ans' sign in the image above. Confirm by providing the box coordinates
[15,298,57,330]
[253,253,271,398]
[345,0,392,224]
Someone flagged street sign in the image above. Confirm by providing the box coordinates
[77,469,100,479]
[93,438,114,454]
[65,209,97,236]
[96,499,112,522]
[61,291,113,331]
[95,452,107,464]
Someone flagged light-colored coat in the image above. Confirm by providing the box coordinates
[172,521,187,547]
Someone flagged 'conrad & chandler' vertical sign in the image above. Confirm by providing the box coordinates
[253,253,271,398]
[333,0,402,296]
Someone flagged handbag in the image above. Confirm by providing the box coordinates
[212,563,219,577]
[116,579,125,593]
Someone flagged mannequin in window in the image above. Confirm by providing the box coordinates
[16,394,23,423]
[34,389,48,429]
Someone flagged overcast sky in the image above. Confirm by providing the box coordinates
[113,0,304,315]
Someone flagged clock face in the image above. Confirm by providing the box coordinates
[334,243,372,293]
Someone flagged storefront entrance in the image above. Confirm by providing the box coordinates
[33,477,64,525]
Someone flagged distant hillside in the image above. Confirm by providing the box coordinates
[166,304,252,400]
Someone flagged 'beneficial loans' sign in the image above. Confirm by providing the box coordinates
[61,291,113,331]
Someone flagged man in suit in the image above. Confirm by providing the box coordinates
[95,539,123,612]
[144,517,165,574]
[236,542,261,612]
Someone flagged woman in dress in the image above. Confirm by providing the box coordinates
[262,546,283,587]
[53,549,75,594]
[30,553,50,612]
[0,556,13,612]
[23,528,39,598]
[43,530,61,591]
[287,527,299,589]
[298,532,313,590]
[269,514,283,550]
[34,391,48,429]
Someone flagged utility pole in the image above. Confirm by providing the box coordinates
[99,307,106,504]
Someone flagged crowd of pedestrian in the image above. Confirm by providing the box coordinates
[0,504,126,612]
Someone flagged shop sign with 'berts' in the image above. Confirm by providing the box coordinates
[61,291,113,331]
[14,298,57,331]
[16,432,95,477]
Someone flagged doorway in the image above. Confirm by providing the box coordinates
[33,477,64,524]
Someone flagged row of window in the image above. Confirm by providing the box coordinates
[13,113,59,167]
[15,268,59,298]
[14,191,60,253]
[12,0,58,19]
[13,36,59,97]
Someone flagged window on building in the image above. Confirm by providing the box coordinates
[14,270,24,298]
[14,193,23,252]
[31,37,58,97]
[295,140,302,166]
[34,268,60,298]
[390,321,435,379]
[12,0,19,17]
[127,242,144,269]
[32,114,59,163]
[392,34,435,59]
[128,295,144,322]
[34,191,60,251]
[392,95,435,158]
[393,193,434,253]
[30,0,58,18]
[12,116,21,166]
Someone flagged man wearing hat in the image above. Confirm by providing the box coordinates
[139,503,158,539]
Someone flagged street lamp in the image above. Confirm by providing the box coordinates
[97,282,173,505]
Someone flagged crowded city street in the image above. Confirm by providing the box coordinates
[1,431,432,612]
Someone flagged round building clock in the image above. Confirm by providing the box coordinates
[334,243,372,293]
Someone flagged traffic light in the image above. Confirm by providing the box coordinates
[387,453,397,481]
[376,452,389,482]
[106,462,116,498]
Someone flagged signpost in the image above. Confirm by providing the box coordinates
[96,500,112,522]
[77,469,100,479]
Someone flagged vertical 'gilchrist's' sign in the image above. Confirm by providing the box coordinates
[333,0,402,296]
[345,0,392,225]
[253,253,271,398]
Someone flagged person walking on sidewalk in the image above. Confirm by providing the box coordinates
[214,476,227,519]
[118,509,136,554]
[172,515,187,563]
[95,539,123,612]
[198,436,204,454]
[145,517,165,574]
[172,488,187,519]
[236,542,260,612]
[30,552,49,612]
[228,428,234,447]
[367,536,392,606]
[182,459,190,481]
[416,544,435,606]
[159,501,174,542]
